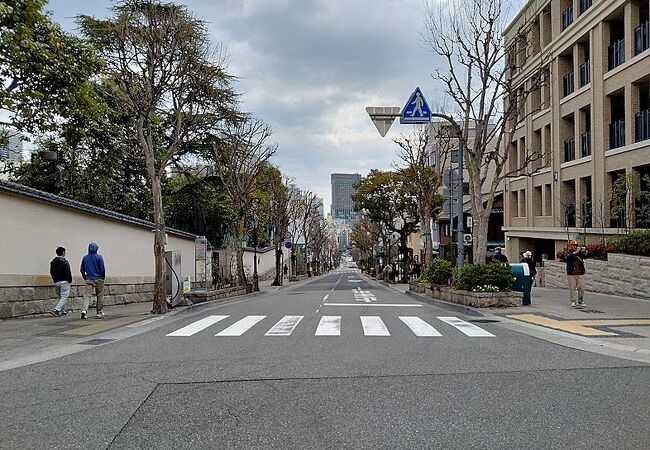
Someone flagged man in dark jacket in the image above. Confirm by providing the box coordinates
[520,251,537,287]
[50,246,72,317]
[493,247,509,263]
[565,240,587,307]
[80,242,106,319]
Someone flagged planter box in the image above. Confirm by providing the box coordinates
[409,282,522,308]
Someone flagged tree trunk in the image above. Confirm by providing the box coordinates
[150,174,168,314]
[236,216,247,286]
[422,209,433,266]
[472,212,489,264]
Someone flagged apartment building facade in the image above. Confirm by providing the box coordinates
[503,0,650,262]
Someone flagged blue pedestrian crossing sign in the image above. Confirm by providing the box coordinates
[400,87,431,124]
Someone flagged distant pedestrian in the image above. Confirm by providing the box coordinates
[80,242,106,319]
[520,251,537,286]
[493,247,509,263]
[49,246,72,317]
[283,264,288,277]
[565,240,588,308]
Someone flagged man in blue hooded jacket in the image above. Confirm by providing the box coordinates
[80,242,106,319]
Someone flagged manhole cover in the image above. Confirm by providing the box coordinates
[469,319,500,323]
[80,338,115,346]
[579,309,604,313]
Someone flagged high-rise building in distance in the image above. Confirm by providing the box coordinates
[331,173,361,225]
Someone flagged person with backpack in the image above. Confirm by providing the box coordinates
[565,240,588,308]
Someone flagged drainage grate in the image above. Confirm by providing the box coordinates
[469,319,500,323]
[80,338,115,346]
[579,309,604,314]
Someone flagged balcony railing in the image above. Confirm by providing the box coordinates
[635,109,650,142]
[564,138,576,162]
[579,61,590,87]
[609,119,625,149]
[562,5,573,30]
[635,21,649,56]
[608,39,625,70]
[563,72,574,97]
[579,0,592,14]
[581,131,591,157]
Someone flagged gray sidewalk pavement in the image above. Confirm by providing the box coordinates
[0,277,289,372]
[380,278,650,363]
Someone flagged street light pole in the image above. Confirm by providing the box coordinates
[457,141,465,267]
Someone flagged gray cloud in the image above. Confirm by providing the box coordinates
[47,0,450,211]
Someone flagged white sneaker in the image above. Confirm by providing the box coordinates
[94,311,104,319]
[578,301,587,308]
[80,310,87,319]
[571,302,576,308]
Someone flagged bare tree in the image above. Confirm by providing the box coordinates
[269,176,292,285]
[393,126,445,266]
[214,118,276,286]
[286,187,304,276]
[423,0,547,263]
[79,1,238,313]
[299,190,321,276]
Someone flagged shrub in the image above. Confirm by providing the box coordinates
[428,258,454,285]
[609,230,650,257]
[457,262,514,292]
[473,285,500,293]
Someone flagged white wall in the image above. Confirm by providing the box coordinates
[0,193,196,286]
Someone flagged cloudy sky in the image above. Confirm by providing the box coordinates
[46,0,519,214]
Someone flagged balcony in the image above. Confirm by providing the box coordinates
[581,131,591,157]
[635,21,649,56]
[609,119,625,149]
[579,0,592,14]
[636,109,650,142]
[564,138,576,162]
[608,39,625,70]
[563,72,574,97]
[562,5,573,30]
[579,61,590,87]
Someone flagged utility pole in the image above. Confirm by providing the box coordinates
[456,141,465,267]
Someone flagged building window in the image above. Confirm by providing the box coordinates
[635,20,649,55]
[581,131,591,157]
[579,60,590,87]
[579,0,592,14]
[608,39,625,70]
[563,71,574,97]
[636,109,650,142]
[564,138,576,162]
[562,4,573,30]
[610,119,626,149]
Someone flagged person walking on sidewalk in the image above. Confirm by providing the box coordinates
[49,246,72,317]
[520,251,537,287]
[80,242,106,319]
[566,240,587,308]
[493,247,509,263]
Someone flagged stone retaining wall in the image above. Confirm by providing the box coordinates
[185,286,249,304]
[544,253,650,300]
[409,282,523,308]
[0,283,154,319]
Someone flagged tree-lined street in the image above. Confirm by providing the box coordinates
[2,270,650,449]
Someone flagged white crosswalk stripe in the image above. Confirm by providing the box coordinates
[166,315,229,337]
[399,316,442,336]
[437,316,495,337]
[265,315,303,336]
[216,315,266,336]
[315,316,341,336]
[165,315,495,338]
[360,316,390,336]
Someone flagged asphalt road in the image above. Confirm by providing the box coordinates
[3,269,650,449]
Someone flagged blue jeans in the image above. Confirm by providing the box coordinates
[53,281,71,312]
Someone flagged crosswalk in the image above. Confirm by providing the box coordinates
[165,315,495,338]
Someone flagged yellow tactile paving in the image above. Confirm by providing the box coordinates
[61,316,148,336]
[506,314,650,337]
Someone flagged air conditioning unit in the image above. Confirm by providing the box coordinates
[463,234,473,245]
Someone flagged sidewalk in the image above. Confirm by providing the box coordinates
[0,278,286,372]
